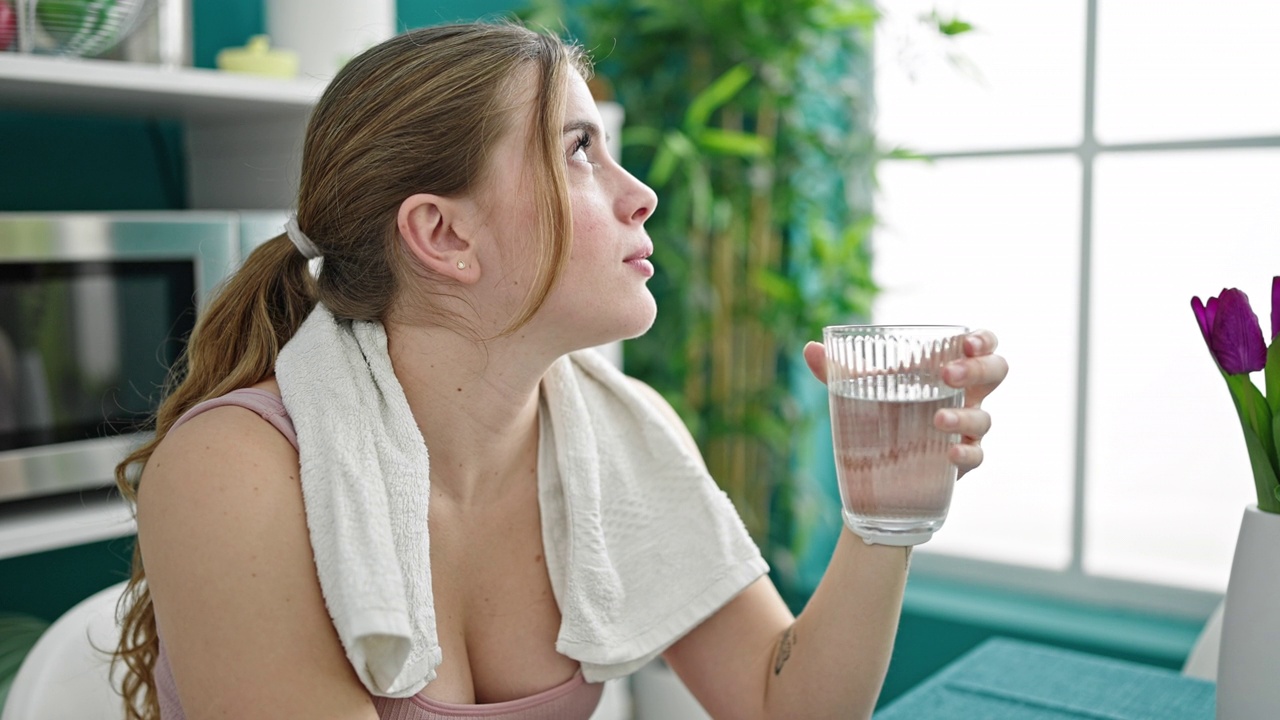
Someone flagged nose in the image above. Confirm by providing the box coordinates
[616,166,658,225]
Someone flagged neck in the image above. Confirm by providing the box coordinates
[385,320,556,505]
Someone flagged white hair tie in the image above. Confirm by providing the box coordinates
[285,214,322,260]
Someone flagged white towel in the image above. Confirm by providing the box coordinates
[276,304,767,697]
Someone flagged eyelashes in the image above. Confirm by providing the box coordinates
[571,131,592,160]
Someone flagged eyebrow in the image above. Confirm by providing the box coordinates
[563,120,610,144]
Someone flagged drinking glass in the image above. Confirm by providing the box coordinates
[823,325,969,546]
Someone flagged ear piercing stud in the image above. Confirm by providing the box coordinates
[457,260,467,270]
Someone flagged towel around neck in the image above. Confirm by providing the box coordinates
[276,304,767,697]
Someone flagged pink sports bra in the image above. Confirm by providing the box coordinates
[153,389,604,720]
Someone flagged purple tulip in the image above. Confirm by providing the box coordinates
[1192,288,1267,374]
[1191,295,1218,345]
[1272,276,1279,340]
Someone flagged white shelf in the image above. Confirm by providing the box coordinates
[0,53,320,208]
[0,53,322,120]
[0,493,136,561]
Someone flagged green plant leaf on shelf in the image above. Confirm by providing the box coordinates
[684,63,754,134]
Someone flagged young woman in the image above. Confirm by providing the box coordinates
[113,22,1008,720]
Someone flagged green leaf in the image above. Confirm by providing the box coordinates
[684,64,754,134]
[810,3,880,30]
[648,144,678,187]
[1226,372,1279,496]
[695,128,772,157]
[936,17,974,36]
[1241,422,1280,513]
[939,19,974,35]
[753,269,802,305]
[0,613,49,709]
[1226,373,1271,444]
[621,125,664,149]
[1274,407,1280,500]
[647,130,697,187]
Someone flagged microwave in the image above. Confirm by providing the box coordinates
[0,211,286,503]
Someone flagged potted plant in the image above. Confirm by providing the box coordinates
[1190,279,1280,717]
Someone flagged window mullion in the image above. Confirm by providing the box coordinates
[1071,0,1101,577]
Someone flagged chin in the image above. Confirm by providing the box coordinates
[571,298,657,349]
[618,295,659,340]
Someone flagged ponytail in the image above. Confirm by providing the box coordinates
[112,233,315,719]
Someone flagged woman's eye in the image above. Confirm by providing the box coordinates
[570,133,592,163]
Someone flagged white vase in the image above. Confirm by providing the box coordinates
[1218,504,1280,719]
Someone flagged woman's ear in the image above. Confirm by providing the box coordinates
[397,193,478,282]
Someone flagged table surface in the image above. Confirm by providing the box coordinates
[874,637,1215,719]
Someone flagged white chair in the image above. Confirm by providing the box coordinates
[1,581,128,720]
[1183,600,1224,681]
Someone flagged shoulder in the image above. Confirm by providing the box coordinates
[622,375,703,461]
[137,391,304,585]
[136,390,375,715]
[137,381,303,575]
[142,387,295,506]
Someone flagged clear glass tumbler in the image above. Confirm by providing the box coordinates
[823,325,969,546]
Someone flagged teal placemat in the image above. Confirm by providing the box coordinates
[875,637,1215,719]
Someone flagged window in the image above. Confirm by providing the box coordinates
[873,0,1280,613]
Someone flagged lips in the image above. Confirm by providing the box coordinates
[624,241,654,263]
[624,241,655,278]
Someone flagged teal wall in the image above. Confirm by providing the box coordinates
[0,0,1210,708]
[0,538,135,622]
[0,112,183,211]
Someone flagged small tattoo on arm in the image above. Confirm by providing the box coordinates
[773,626,796,675]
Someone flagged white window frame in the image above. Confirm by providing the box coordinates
[883,0,1280,620]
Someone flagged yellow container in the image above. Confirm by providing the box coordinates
[216,35,299,79]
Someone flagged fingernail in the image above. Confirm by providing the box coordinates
[938,410,959,428]
[948,364,967,383]
[967,335,984,354]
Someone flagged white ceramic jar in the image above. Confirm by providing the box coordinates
[266,0,395,81]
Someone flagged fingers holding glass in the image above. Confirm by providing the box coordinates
[937,407,991,478]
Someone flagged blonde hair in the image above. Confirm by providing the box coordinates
[112,23,589,718]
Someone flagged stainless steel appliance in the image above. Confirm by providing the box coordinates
[0,211,285,503]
